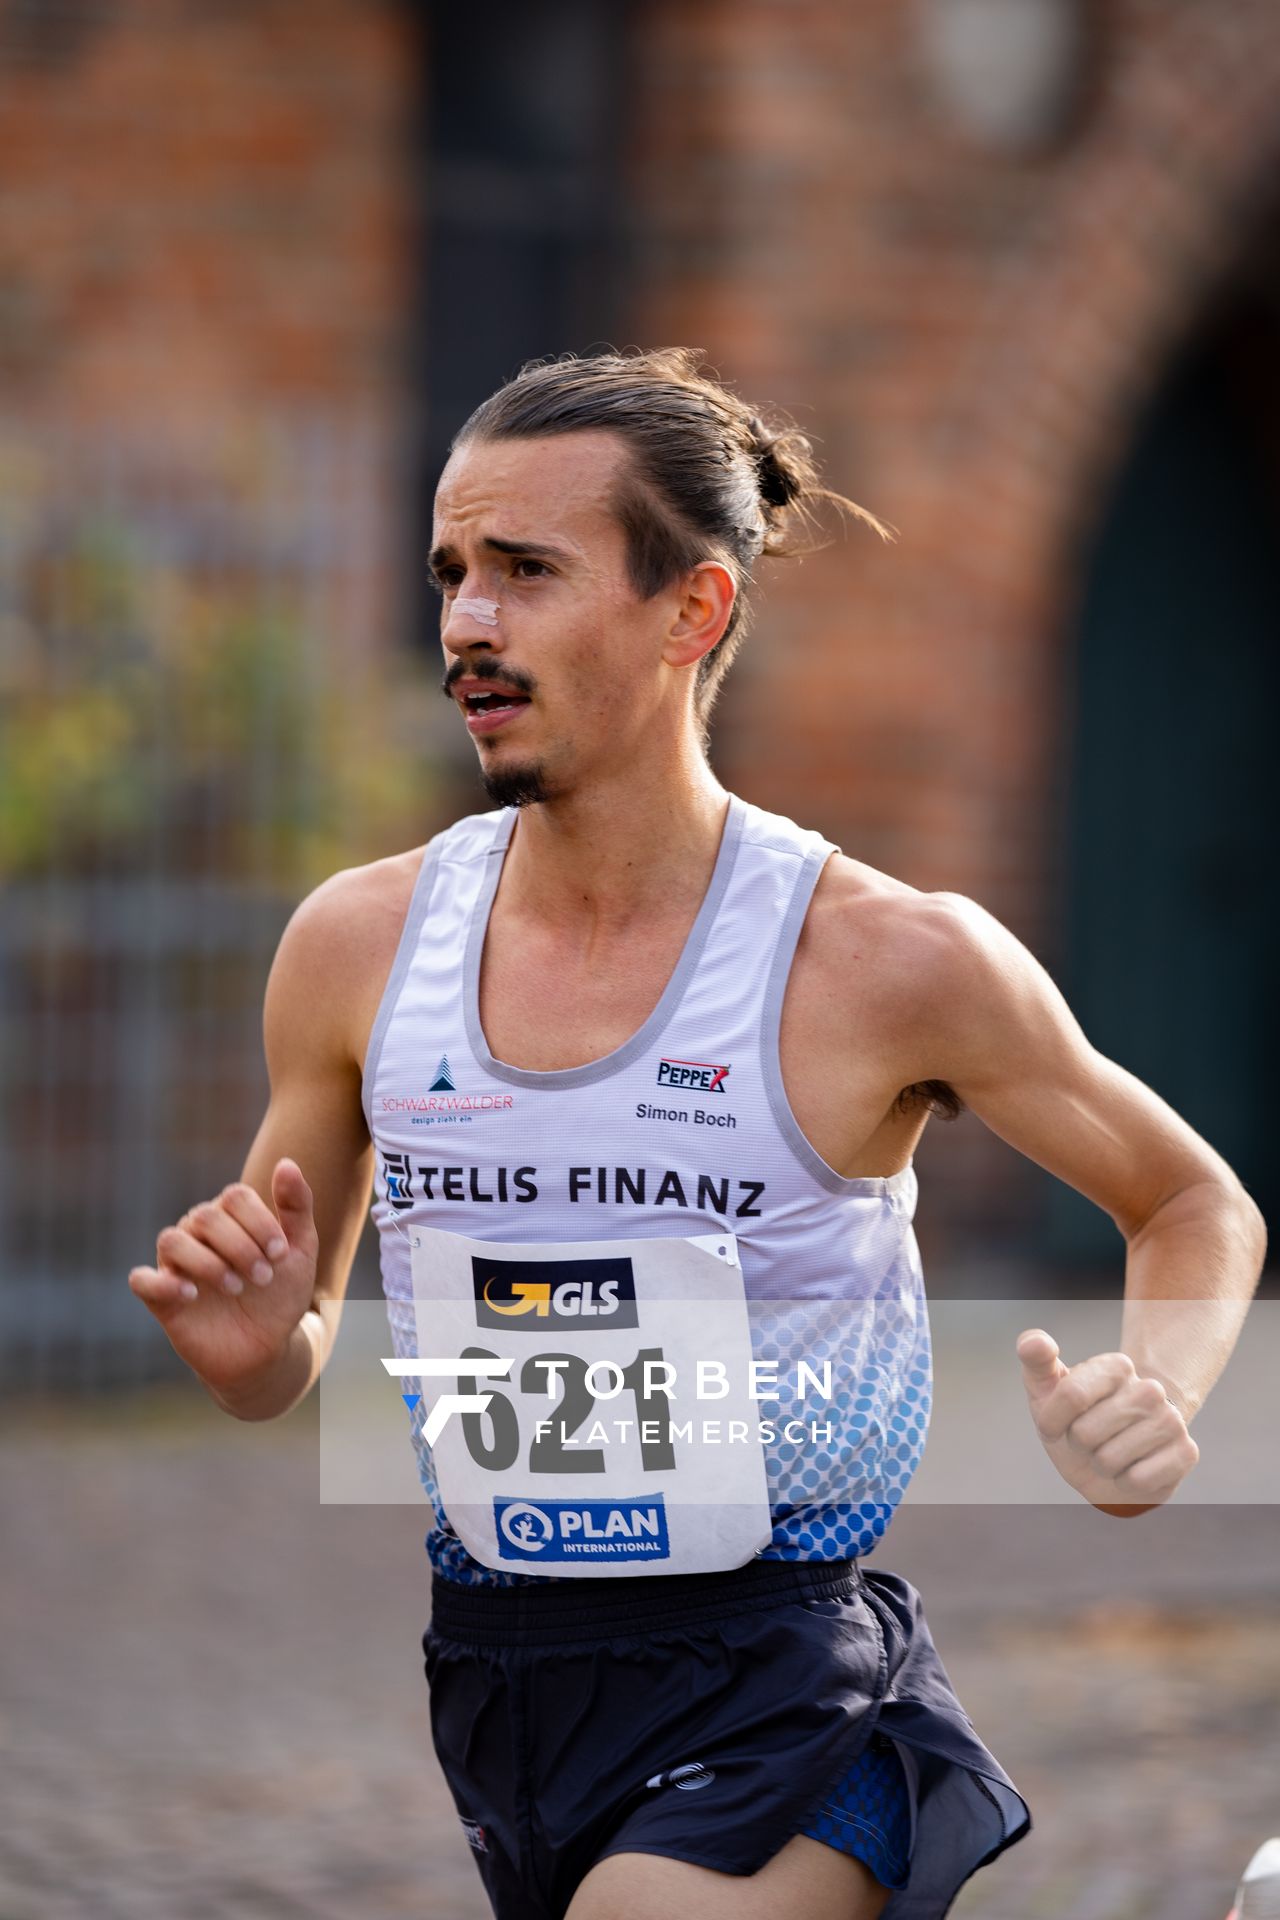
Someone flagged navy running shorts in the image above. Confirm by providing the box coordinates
[423,1555,1032,1919]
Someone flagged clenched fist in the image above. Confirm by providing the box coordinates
[1016,1328,1200,1517]
[128,1158,320,1400]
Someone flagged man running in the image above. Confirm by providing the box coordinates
[129,346,1266,1920]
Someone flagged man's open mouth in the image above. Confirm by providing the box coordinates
[458,686,532,734]
[462,691,530,714]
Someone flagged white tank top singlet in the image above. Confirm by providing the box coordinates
[362,793,932,1587]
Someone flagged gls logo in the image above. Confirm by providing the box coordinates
[657,1057,730,1094]
[472,1255,639,1331]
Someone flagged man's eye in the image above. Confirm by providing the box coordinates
[431,560,547,590]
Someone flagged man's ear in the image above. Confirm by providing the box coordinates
[660,560,736,671]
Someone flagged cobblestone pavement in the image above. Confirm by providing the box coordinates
[3,1389,1277,1920]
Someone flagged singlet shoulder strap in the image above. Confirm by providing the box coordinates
[360,811,501,1134]
[749,812,878,1195]
[688,798,837,1007]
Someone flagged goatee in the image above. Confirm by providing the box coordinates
[480,760,553,809]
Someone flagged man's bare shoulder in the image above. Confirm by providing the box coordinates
[808,848,988,957]
[806,850,1008,1030]
[286,843,427,957]
[271,844,432,1069]
[309,842,428,920]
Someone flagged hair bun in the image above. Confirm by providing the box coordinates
[759,455,796,509]
[747,414,799,509]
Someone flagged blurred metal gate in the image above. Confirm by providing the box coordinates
[0,412,412,1391]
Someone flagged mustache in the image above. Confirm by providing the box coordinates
[440,657,539,700]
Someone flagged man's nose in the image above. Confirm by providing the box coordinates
[442,594,504,657]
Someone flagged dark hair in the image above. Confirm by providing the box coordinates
[896,1078,966,1123]
[451,345,898,733]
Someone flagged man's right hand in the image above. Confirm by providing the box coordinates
[128,1158,321,1400]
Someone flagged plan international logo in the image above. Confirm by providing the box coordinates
[656,1056,730,1094]
[494,1495,671,1562]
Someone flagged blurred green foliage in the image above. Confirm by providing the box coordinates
[0,508,439,889]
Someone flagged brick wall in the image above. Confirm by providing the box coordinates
[5,0,1279,1280]
[0,0,414,421]
[0,0,424,1370]
[626,0,1280,1264]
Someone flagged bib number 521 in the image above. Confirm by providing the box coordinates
[458,1345,675,1474]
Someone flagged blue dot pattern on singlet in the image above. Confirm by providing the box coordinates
[801,1736,913,1890]
[404,1212,934,1586]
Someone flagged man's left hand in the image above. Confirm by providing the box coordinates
[1015,1328,1201,1517]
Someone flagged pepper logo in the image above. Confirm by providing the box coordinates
[657,1057,730,1094]
[472,1255,638,1330]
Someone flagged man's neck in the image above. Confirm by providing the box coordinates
[498,754,731,936]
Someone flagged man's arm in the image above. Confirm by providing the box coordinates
[899,890,1267,1423]
[214,869,377,1419]
[129,867,377,1421]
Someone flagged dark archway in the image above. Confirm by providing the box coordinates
[1044,231,1280,1272]
[411,0,638,626]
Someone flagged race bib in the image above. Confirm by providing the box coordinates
[407,1226,773,1577]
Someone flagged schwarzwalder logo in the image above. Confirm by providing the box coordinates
[472,1255,639,1330]
[656,1056,730,1094]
